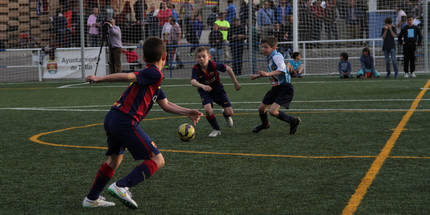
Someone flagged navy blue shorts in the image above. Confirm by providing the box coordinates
[103,110,160,160]
[262,84,294,109]
[198,85,231,108]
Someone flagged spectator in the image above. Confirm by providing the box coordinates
[122,48,141,72]
[169,3,179,22]
[214,12,231,59]
[106,18,122,74]
[209,23,224,63]
[239,0,248,26]
[310,0,325,42]
[87,8,100,47]
[53,9,69,47]
[162,16,184,69]
[338,52,352,78]
[299,0,313,42]
[257,1,275,39]
[271,22,288,58]
[396,6,407,34]
[346,0,363,39]
[398,16,422,78]
[381,17,398,78]
[180,0,193,37]
[145,5,159,38]
[207,7,218,28]
[99,0,114,22]
[228,18,246,75]
[190,14,203,55]
[276,0,291,25]
[226,0,237,25]
[323,0,338,40]
[157,2,172,34]
[288,52,304,78]
[357,47,380,78]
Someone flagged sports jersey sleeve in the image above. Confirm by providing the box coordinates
[191,67,199,80]
[156,89,167,101]
[273,55,286,73]
[216,63,227,72]
[134,69,162,86]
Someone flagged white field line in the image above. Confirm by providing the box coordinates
[1,107,430,112]
[4,98,430,110]
[57,79,408,89]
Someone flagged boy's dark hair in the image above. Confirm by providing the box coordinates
[195,46,210,56]
[142,37,165,63]
[407,15,413,20]
[340,52,348,60]
[362,47,370,54]
[261,36,277,47]
[291,52,300,59]
[384,17,392,24]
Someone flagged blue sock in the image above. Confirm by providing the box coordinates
[116,160,158,188]
[206,114,220,130]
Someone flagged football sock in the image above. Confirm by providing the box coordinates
[206,114,220,130]
[259,111,269,126]
[276,111,294,124]
[87,162,115,200]
[116,160,158,188]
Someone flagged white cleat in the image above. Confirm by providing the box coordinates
[82,195,115,208]
[107,182,138,209]
[411,73,416,78]
[208,130,221,137]
[404,73,409,78]
[225,116,234,127]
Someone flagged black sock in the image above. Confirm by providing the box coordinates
[259,112,269,126]
[206,114,220,130]
[277,111,294,124]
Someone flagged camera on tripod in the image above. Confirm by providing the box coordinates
[102,20,113,38]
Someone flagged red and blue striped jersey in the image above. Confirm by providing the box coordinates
[191,60,227,87]
[112,64,165,123]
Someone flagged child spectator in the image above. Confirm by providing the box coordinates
[338,52,352,78]
[122,48,141,72]
[288,52,304,78]
[209,23,224,63]
[381,17,398,78]
[357,47,380,78]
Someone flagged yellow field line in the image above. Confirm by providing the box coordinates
[342,80,430,215]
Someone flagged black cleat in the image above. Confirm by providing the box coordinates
[289,117,301,135]
[252,124,270,133]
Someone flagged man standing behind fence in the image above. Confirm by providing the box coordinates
[87,8,100,47]
[398,16,422,78]
[381,17,398,78]
[257,1,275,39]
[106,18,122,74]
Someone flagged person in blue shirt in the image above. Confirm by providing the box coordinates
[250,36,300,134]
[338,52,352,78]
[288,52,304,78]
[357,47,380,78]
[257,0,275,38]
[276,0,292,25]
[226,0,236,25]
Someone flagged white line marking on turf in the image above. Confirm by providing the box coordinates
[421,88,430,90]
[57,82,89,88]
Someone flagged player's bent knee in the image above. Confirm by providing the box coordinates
[269,109,279,117]
[151,153,165,169]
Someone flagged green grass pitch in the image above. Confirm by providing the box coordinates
[1,75,430,214]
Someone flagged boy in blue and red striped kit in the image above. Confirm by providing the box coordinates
[82,37,203,209]
[191,46,241,137]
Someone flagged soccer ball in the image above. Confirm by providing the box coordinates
[177,123,195,142]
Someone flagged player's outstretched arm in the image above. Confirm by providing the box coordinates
[190,79,212,92]
[157,98,203,125]
[225,65,241,91]
[85,73,137,83]
[259,70,282,77]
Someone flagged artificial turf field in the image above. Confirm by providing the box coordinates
[1,75,430,215]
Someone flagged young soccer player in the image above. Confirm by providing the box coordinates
[250,36,300,134]
[82,37,203,209]
[191,46,241,137]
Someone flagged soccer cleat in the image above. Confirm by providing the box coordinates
[289,117,301,135]
[208,130,221,137]
[252,124,270,133]
[411,73,416,78]
[404,73,409,78]
[82,195,115,208]
[107,182,138,209]
[224,116,234,127]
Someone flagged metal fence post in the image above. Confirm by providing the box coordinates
[248,0,253,74]
[303,42,306,75]
[80,0,85,80]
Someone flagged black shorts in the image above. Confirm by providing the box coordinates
[262,84,294,109]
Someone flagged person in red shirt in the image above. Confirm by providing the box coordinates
[122,48,141,72]
[157,2,172,30]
